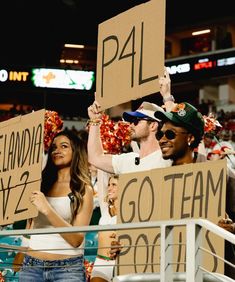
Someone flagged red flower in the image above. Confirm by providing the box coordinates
[99,114,131,154]
[86,113,131,154]
[0,271,4,282]
[44,110,63,151]
[84,259,94,281]
[203,113,222,133]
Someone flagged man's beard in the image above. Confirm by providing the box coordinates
[161,148,186,161]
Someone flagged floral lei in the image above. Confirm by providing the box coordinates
[203,113,222,134]
[44,110,63,152]
[92,113,131,154]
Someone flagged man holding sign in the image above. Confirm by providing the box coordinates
[86,70,175,281]
[87,69,175,175]
[154,101,235,279]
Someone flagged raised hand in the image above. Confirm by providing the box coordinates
[218,213,235,233]
[159,66,171,99]
[87,99,103,120]
[109,233,123,260]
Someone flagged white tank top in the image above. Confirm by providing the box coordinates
[29,196,84,255]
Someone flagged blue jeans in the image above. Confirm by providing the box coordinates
[19,254,86,281]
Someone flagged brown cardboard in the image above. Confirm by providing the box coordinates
[96,0,165,110]
[116,159,227,275]
[0,109,44,225]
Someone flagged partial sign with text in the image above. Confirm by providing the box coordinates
[0,109,44,225]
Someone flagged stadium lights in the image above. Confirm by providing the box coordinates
[64,44,85,48]
[192,29,211,36]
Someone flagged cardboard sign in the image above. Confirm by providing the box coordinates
[116,159,227,275]
[96,0,165,110]
[0,109,44,225]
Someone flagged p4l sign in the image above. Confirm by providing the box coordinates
[96,0,165,110]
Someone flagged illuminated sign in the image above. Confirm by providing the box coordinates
[194,58,215,70]
[31,68,95,90]
[167,63,190,75]
[217,56,235,66]
[0,67,95,91]
[1,49,235,90]
[0,70,29,83]
[166,48,235,83]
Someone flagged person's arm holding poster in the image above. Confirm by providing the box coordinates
[87,100,115,174]
[218,213,235,234]
[159,66,176,112]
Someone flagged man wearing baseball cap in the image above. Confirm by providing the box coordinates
[154,102,205,165]
[87,67,176,174]
[122,101,165,123]
[87,66,177,175]
[88,100,172,174]
[154,102,235,279]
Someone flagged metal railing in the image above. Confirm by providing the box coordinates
[0,218,234,282]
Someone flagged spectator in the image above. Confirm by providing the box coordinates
[87,68,175,281]
[90,174,119,282]
[154,102,235,279]
[87,67,175,174]
[19,130,93,282]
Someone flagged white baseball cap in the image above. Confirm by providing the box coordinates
[123,102,164,122]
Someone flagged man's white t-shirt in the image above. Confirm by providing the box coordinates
[112,150,172,174]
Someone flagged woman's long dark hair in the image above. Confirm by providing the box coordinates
[41,129,91,223]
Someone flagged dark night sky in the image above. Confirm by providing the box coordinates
[0,0,234,67]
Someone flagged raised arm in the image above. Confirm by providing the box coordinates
[159,66,176,112]
[87,100,115,173]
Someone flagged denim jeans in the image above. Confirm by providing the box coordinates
[19,254,86,281]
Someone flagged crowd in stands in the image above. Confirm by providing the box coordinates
[1,102,235,150]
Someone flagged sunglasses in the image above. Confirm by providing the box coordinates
[156,129,188,141]
[130,118,155,126]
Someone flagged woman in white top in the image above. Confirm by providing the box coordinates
[19,130,93,282]
[90,174,119,282]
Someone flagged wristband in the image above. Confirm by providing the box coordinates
[87,119,101,126]
[163,95,175,103]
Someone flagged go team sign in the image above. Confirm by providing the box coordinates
[117,159,227,275]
